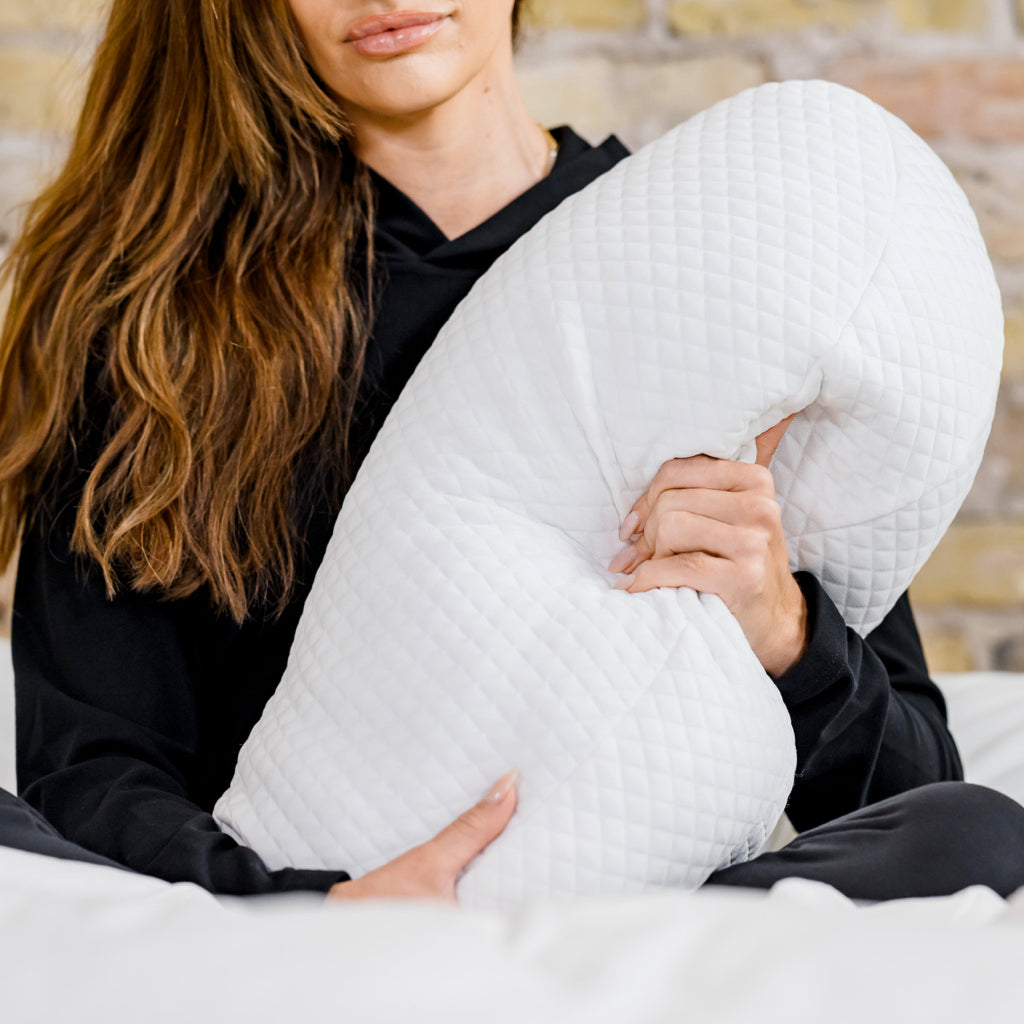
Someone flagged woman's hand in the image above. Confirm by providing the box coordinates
[608,417,808,677]
[326,770,518,903]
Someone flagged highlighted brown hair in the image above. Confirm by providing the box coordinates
[0,0,381,622]
[0,0,529,623]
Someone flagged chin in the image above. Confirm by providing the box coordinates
[338,56,494,122]
[350,65,472,118]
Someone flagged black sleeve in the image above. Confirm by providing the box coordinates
[12,505,349,896]
[773,571,964,833]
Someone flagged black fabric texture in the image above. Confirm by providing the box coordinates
[706,782,1024,900]
[0,786,127,869]
[775,573,963,832]
[9,125,963,895]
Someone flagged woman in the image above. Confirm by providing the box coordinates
[0,0,1021,903]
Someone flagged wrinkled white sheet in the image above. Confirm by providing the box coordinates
[1,842,1023,1024]
[939,672,1024,810]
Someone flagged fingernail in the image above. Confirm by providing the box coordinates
[613,571,638,591]
[485,769,518,804]
[608,544,635,574]
[618,511,640,542]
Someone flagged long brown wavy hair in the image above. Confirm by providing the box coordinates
[0,0,527,623]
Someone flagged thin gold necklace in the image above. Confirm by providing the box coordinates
[539,123,559,177]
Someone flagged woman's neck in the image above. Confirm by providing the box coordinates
[345,63,552,241]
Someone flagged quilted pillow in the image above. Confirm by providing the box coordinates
[214,81,1003,910]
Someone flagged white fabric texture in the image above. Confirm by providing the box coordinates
[3,847,1024,1024]
[214,80,1002,909]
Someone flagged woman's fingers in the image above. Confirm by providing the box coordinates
[618,509,641,542]
[753,414,796,468]
[611,484,781,575]
[326,771,518,903]
[614,550,731,598]
[608,414,808,676]
[610,508,764,577]
[430,770,518,875]
[611,487,782,570]
[622,457,774,542]
[620,414,795,541]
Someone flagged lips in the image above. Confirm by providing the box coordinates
[344,10,447,43]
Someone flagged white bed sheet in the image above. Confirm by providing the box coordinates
[938,671,1024,810]
[1,841,1023,1024]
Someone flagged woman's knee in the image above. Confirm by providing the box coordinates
[899,781,1024,834]
[896,782,1024,898]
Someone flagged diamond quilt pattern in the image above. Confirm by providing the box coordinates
[214,82,1003,910]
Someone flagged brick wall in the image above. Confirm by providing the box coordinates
[1,0,1022,670]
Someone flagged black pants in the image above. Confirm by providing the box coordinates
[0,787,125,870]
[705,782,1024,900]
[3,782,1024,900]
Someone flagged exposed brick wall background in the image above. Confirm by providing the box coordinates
[1,0,1022,671]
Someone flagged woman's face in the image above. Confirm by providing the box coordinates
[287,1,518,120]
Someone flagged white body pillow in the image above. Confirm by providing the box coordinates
[215,81,1003,910]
